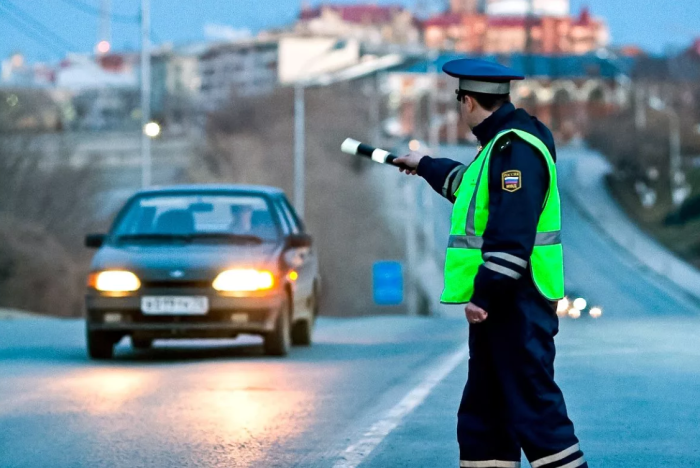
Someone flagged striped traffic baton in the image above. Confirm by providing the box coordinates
[341,138,412,171]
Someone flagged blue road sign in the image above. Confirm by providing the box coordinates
[373,261,403,306]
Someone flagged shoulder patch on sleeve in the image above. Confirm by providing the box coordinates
[502,170,522,192]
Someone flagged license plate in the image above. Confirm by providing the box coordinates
[141,296,209,315]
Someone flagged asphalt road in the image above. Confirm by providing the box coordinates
[2,151,700,467]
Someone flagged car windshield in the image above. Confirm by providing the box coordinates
[112,194,280,243]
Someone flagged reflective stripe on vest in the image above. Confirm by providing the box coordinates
[448,231,562,249]
[440,129,564,304]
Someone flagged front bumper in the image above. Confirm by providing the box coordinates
[86,288,283,338]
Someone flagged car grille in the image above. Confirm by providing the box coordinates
[129,309,269,323]
[141,280,212,289]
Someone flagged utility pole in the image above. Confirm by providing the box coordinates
[425,52,438,257]
[294,82,306,218]
[635,86,647,130]
[291,40,346,217]
[524,0,535,76]
[403,177,418,316]
[371,72,382,148]
[140,0,152,188]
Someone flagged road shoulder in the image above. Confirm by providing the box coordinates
[0,309,40,320]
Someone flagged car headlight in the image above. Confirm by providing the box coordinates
[89,271,141,292]
[213,269,275,292]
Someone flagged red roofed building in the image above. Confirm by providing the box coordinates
[424,13,488,53]
[297,4,420,45]
[424,5,609,55]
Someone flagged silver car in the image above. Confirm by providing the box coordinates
[84,185,320,359]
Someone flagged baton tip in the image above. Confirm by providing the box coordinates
[341,138,361,155]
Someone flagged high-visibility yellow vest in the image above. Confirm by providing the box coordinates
[441,129,564,304]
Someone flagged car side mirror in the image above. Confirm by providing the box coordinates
[288,233,312,249]
[85,233,106,249]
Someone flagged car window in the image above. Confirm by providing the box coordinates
[276,198,300,234]
[273,199,292,235]
[285,198,306,232]
[112,194,280,241]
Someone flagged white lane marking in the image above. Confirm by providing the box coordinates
[371,149,390,163]
[332,342,470,468]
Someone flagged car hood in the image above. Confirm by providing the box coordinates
[90,241,283,281]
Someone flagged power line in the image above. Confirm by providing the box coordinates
[0,8,67,56]
[0,2,77,54]
[1,0,79,51]
[54,0,140,23]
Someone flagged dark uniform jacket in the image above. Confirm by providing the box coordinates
[417,103,556,312]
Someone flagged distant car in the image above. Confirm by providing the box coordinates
[84,185,320,359]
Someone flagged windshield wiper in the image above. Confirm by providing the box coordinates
[188,233,265,244]
[116,233,192,243]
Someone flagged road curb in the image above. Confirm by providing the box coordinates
[0,309,40,320]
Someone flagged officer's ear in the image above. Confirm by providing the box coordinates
[463,95,476,113]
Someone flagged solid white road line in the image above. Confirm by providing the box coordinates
[332,342,470,468]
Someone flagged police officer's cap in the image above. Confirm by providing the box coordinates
[443,59,524,95]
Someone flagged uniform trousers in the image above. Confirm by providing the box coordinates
[457,283,587,468]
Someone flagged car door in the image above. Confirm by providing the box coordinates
[275,196,316,321]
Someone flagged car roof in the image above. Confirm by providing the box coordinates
[133,184,286,197]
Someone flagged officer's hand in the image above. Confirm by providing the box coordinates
[465,302,488,324]
[393,152,424,176]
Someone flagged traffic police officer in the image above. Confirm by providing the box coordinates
[395,59,587,468]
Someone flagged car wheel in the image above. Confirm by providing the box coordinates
[132,338,153,350]
[264,295,291,357]
[291,294,316,347]
[291,319,313,346]
[87,330,114,360]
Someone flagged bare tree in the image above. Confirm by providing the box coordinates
[0,135,102,316]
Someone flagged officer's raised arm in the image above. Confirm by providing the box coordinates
[393,153,465,203]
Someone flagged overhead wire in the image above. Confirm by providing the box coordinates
[54,0,140,23]
[0,10,67,56]
[0,1,77,54]
[0,0,159,59]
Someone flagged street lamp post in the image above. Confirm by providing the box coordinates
[294,82,306,218]
[291,40,348,218]
[667,110,685,206]
[649,97,688,206]
[140,0,152,188]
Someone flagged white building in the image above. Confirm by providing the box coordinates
[56,54,138,91]
[297,4,420,46]
[486,0,570,17]
[278,37,360,85]
[198,38,279,111]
